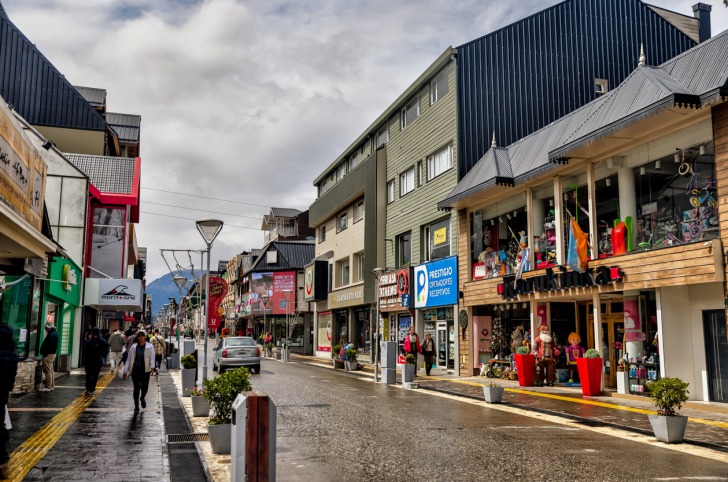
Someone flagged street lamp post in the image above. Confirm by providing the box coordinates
[172,274,188,355]
[196,219,224,381]
[282,289,293,362]
[373,267,386,383]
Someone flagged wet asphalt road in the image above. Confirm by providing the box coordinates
[244,358,728,482]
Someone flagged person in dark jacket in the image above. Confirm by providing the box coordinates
[0,324,19,478]
[38,321,59,392]
[84,328,109,396]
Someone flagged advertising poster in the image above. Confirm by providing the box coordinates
[207,276,228,331]
[623,298,642,342]
[413,256,458,308]
[317,311,332,351]
[249,271,296,315]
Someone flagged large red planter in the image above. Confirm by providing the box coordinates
[577,357,603,396]
[514,354,535,387]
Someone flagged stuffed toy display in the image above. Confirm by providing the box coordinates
[532,325,561,386]
[510,326,525,354]
[564,332,585,382]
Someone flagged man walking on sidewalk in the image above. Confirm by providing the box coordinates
[123,331,155,412]
[84,328,109,396]
[150,329,166,373]
[0,324,19,479]
[38,321,58,392]
[108,328,126,373]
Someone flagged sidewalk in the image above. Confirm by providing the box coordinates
[295,353,728,451]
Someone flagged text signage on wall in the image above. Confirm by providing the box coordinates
[378,269,411,311]
[304,261,327,302]
[85,278,144,312]
[249,271,296,315]
[414,256,458,309]
[328,284,364,310]
[497,265,623,300]
[317,311,332,352]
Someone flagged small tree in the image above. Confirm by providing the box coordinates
[203,367,252,425]
[648,377,689,416]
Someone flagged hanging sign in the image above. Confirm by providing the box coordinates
[207,276,229,331]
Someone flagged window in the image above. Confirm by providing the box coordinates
[417,161,424,187]
[427,145,453,180]
[90,206,126,278]
[354,251,365,282]
[427,218,451,260]
[336,257,350,287]
[337,163,347,181]
[349,153,362,171]
[595,78,609,94]
[387,180,395,204]
[430,70,449,104]
[337,211,348,233]
[400,167,415,196]
[397,232,411,267]
[401,97,419,129]
[319,225,326,243]
[354,201,364,223]
[377,125,389,148]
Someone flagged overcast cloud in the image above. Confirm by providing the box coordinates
[3,0,728,282]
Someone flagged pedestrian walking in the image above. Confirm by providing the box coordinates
[38,321,58,392]
[123,331,155,412]
[84,328,109,396]
[150,329,166,373]
[0,324,19,479]
[108,328,126,373]
[402,326,421,376]
[422,332,435,376]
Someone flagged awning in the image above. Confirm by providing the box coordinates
[0,201,56,260]
[84,278,144,312]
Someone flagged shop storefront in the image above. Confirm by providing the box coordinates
[377,268,413,357]
[317,284,369,358]
[41,257,82,373]
[413,256,458,373]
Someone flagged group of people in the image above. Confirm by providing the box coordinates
[403,326,436,376]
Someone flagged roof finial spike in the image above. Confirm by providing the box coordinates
[639,43,646,66]
[491,131,497,148]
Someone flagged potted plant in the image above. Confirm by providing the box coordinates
[344,348,358,371]
[331,344,344,369]
[264,342,274,358]
[202,367,252,454]
[190,386,210,417]
[402,353,416,384]
[180,354,197,397]
[482,382,505,404]
[647,377,689,443]
[514,346,535,387]
[576,349,602,396]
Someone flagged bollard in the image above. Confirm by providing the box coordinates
[231,392,277,482]
[380,341,396,384]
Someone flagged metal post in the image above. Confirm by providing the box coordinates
[203,246,211,380]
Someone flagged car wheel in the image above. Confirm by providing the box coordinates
[212,362,218,372]
[219,367,225,374]
[253,365,260,374]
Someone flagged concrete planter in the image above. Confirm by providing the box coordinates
[207,422,231,454]
[403,364,416,384]
[648,415,688,443]
[332,359,344,369]
[181,367,196,397]
[482,386,505,404]
[191,396,210,417]
[345,361,358,371]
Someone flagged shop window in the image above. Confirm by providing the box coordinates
[562,176,590,259]
[0,275,31,357]
[632,142,716,252]
[595,174,620,258]
[471,205,528,279]
[90,206,126,278]
[532,181,556,269]
[396,232,411,267]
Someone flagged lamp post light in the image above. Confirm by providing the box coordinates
[260,293,270,343]
[282,289,293,362]
[196,219,224,381]
[372,267,386,383]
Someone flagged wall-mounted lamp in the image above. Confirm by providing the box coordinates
[700,145,706,156]
[674,152,680,163]
[490,219,495,226]
[512,210,518,217]
[522,302,527,309]
[499,216,504,223]
[639,166,646,176]
[42,140,53,150]
[549,199,554,207]
[605,178,612,187]
[655,160,661,170]
[506,213,512,220]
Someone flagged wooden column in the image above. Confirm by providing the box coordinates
[713,103,728,335]
[586,160,599,260]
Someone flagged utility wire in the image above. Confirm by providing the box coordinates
[142,187,270,208]
[140,211,260,230]
[144,201,263,219]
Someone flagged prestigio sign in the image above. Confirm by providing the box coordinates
[413,256,458,309]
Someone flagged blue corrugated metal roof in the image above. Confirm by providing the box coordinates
[456,0,697,179]
[0,13,106,131]
[439,28,728,209]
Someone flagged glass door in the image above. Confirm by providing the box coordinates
[447,320,455,370]
[704,310,728,402]
[436,321,447,368]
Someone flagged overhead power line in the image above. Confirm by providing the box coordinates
[143,201,263,220]
[140,211,261,230]
[142,187,271,208]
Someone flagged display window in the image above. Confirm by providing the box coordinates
[532,181,556,269]
[632,142,716,252]
[471,205,528,279]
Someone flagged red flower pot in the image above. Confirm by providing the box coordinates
[514,354,536,387]
[577,357,602,396]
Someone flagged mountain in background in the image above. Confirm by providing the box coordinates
[145,270,203,320]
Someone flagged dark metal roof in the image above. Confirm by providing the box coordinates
[456,0,697,180]
[106,112,141,144]
[0,13,106,131]
[246,241,314,275]
[75,86,107,107]
[66,154,136,195]
[439,28,728,210]
[270,207,301,219]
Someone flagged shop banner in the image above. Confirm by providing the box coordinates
[378,268,411,311]
[84,278,143,312]
[317,311,332,351]
[207,276,229,331]
[249,271,296,315]
[623,298,642,342]
[413,256,458,308]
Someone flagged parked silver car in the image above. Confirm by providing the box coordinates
[212,336,261,374]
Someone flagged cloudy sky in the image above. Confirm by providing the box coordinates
[4,0,728,282]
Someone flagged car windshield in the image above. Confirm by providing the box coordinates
[225,337,255,347]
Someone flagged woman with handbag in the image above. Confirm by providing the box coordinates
[422,333,435,376]
[123,331,155,412]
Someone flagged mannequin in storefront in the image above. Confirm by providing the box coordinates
[532,325,560,386]
[565,332,585,382]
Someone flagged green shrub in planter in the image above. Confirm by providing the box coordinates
[203,367,252,425]
[405,354,416,365]
[648,377,689,416]
[345,349,358,362]
[584,349,600,358]
[181,355,196,369]
[516,346,530,355]
[332,344,341,359]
